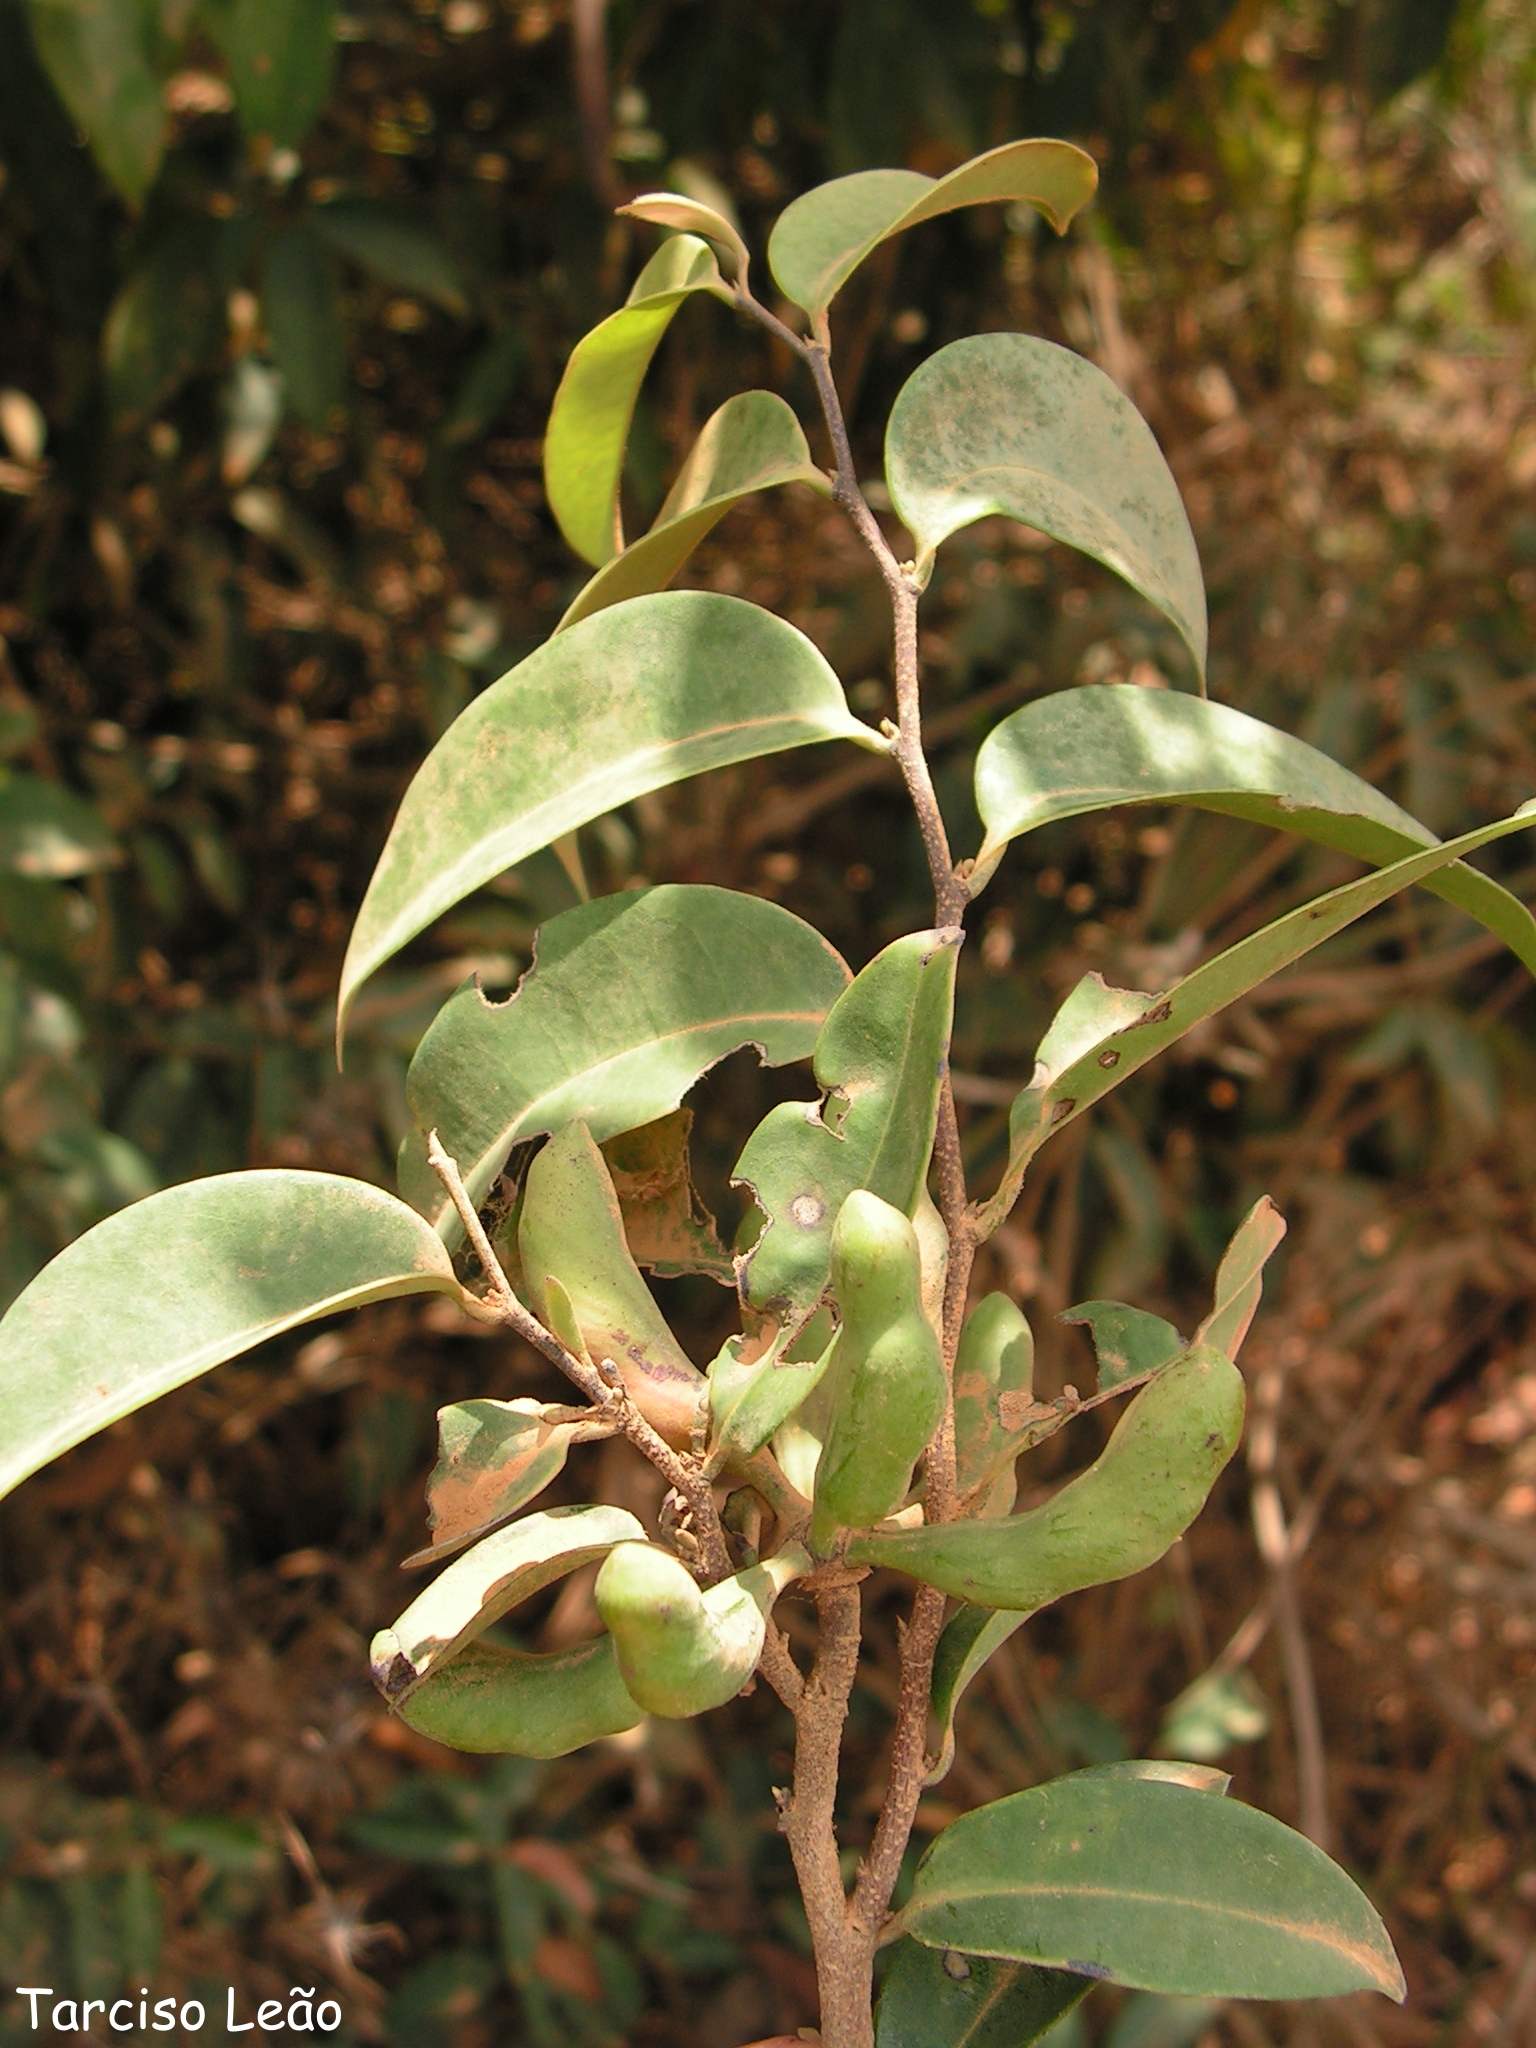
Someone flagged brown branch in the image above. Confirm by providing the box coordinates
[851,1581,946,1935]
[425,1131,731,1583]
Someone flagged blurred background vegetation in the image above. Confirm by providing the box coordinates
[2,0,1536,2041]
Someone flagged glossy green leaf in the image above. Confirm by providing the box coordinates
[403,1397,614,1570]
[0,1171,464,1502]
[876,1938,1090,2048]
[400,885,850,1228]
[1196,1196,1285,1358]
[981,804,1536,1232]
[104,221,226,422]
[734,926,962,1326]
[262,223,345,431]
[898,1771,1404,1999]
[371,1503,644,1701]
[557,392,827,631]
[850,1344,1243,1605]
[887,338,1206,677]
[768,139,1097,321]
[220,0,337,148]
[26,0,164,204]
[0,771,117,878]
[312,199,469,315]
[1059,1303,1183,1394]
[544,236,728,566]
[973,684,1536,969]
[340,593,876,1039]
[619,190,750,282]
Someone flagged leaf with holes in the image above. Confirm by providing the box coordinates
[887,338,1206,678]
[768,140,1096,321]
[896,1768,1404,1999]
[972,684,1536,961]
[544,236,728,566]
[339,594,878,1040]
[557,392,828,630]
[397,885,850,1228]
[0,1172,464,1502]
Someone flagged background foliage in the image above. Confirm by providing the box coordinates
[2,0,1535,2041]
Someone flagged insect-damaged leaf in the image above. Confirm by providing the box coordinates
[339,594,878,1041]
[403,1397,615,1570]
[603,1111,733,1283]
[0,1172,463,1502]
[398,885,850,1229]
[888,338,1206,679]
[734,927,961,1328]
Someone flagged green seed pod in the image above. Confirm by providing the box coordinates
[810,1189,946,1550]
[392,1635,643,1757]
[952,1292,1035,1502]
[595,1541,809,1717]
[519,1121,705,1448]
[847,1342,1244,1606]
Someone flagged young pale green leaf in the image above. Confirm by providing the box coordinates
[850,1345,1244,1605]
[768,140,1097,321]
[897,1772,1404,2000]
[312,199,470,315]
[1158,1666,1272,1764]
[876,1938,1091,2048]
[1195,1196,1286,1358]
[403,1397,612,1570]
[263,223,346,431]
[0,771,117,878]
[557,392,828,631]
[544,236,728,566]
[981,805,1536,1232]
[733,926,962,1326]
[619,191,751,283]
[0,1171,464,1502]
[220,0,337,148]
[887,337,1206,677]
[398,885,850,1228]
[973,684,1536,966]
[928,1605,1031,1785]
[1058,1303,1184,1394]
[707,1324,840,1473]
[339,593,878,1042]
[371,1503,645,1701]
[26,0,164,203]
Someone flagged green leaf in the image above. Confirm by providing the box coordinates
[220,0,336,147]
[399,885,850,1229]
[1106,1992,1223,2048]
[0,772,117,878]
[26,0,164,204]
[734,926,962,1326]
[104,221,226,422]
[402,1397,609,1570]
[767,139,1097,321]
[1058,1303,1183,1394]
[370,1503,644,1701]
[0,1171,463,1502]
[980,805,1536,1232]
[312,198,469,315]
[262,222,346,430]
[876,1938,1091,2048]
[556,392,828,631]
[543,236,728,566]
[706,1322,839,1472]
[887,338,1206,678]
[1158,1667,1271,1764]
[1194,1196,1285,1358]
[972,684,1536,971]
[442,325,524,445]
[897,1770,1404,2000]
[339,593,877,1038]
[603,1111,733,1282]
[619,190,750,283]
[928,1604,1030,1785]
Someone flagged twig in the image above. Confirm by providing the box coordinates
[851,1582,946,1934]
[425,1131,731,1582]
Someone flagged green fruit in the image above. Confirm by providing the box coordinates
[390,1635,642,1757]
[810,1189,946,1549]
[952,1292,1035,1501]
[519,1121,705,1447]
[847,1343,1244,1605]
[595,1541,810,1717]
